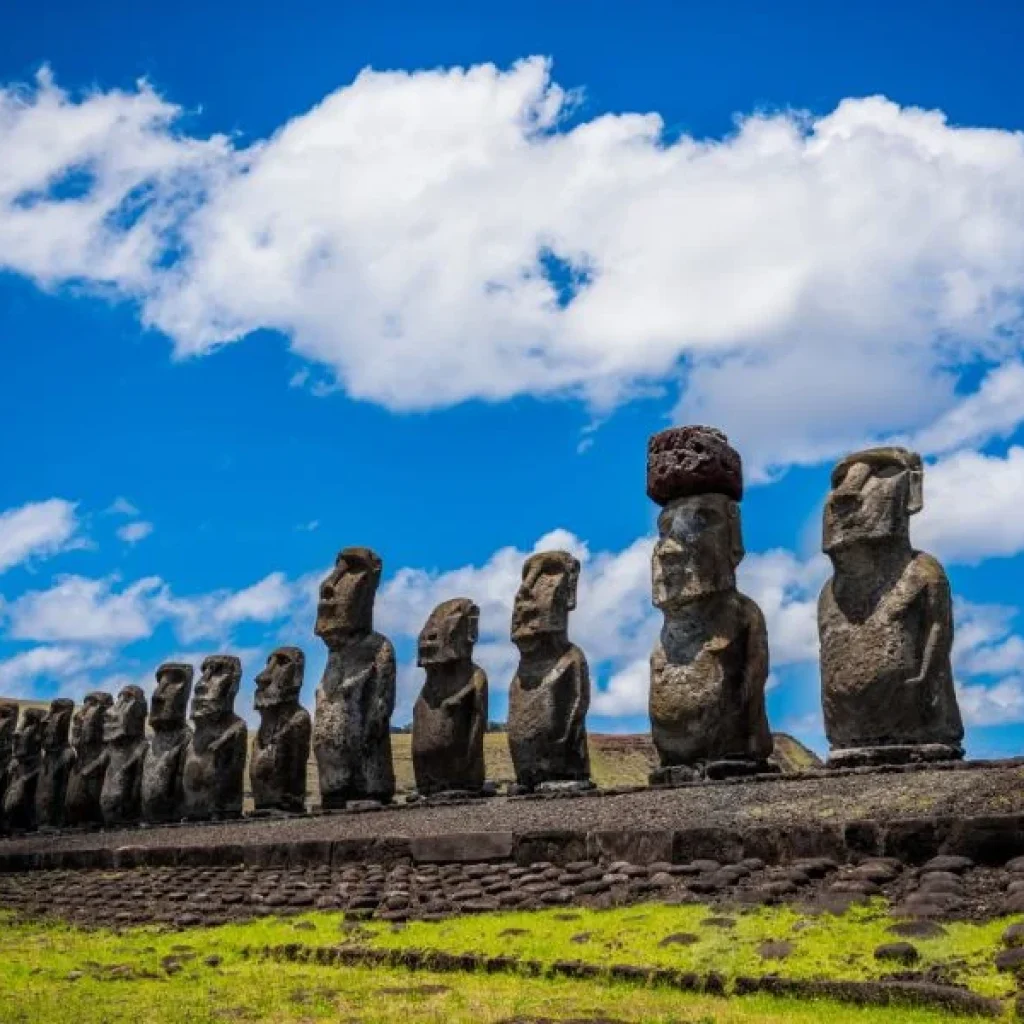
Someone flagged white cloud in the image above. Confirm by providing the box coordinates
[106,497,140,516]
[4,64,1024,474]
[914,447,1024,563]
[116,520,153,544]
[0,498,80,574]
[957,678,1024,728]
[0,645,113,699]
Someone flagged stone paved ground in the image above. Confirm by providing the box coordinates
[4,849,1024,930]
[3,759,1024,858]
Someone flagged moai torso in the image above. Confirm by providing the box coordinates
[313,548,396,808]
[2,709,45,831]
[508,551,591,791]
[100,686,149,826]
[646,427,773,775]
[0,703,17,829]
[819,448,963,764]
[35,699,76,828]
[142,663,193,823]
[181,655,247,819]
[412,599,488,795]
[251,646,311,813]
[65,692,113,827]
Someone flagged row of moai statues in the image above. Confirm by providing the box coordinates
[0,651,310,832]
[645,425,962,781]
[0,425,967,830]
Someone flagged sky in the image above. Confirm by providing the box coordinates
[2,1,1024,756]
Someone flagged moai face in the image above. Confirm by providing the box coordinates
[314,547,382,645]
[71,692,113,749]
[652,493,743,610]
[418,599,479,667]
[192,655,241,722]
[13,709,45,759]
[150,663,194,728]
[42,699,74,751]
[254,647,304,709]
[103,686,147,744]
[823,447,923,555]
[0,703,18,747]
[511,551,580,643]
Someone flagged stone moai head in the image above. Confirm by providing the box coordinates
[71,692,113,750]
[192,655,242,723]
[150,662,194,729]
[823,446,923,556]
[652,495,744,609]
[14,708,45,759]
[511,550,580,645]
[418,598,479,667]
[254,646,305,710]
[0,702,18,747]
[103,686,148,744]
[314,547,382,646]
[42,698,74,751]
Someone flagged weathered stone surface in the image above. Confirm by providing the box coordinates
[35,698,75,828]
[251,647,311,813]
[647,425,743,505]
[142,663,193,824]
[64,692,113,827]
[182,655,247,820]
[2,708,45,831]
[410,833,515,863]
[100,686,149,827]
[508,551,591,791]
[648,431,772,773]
[313,547,396,808]
[412,598,488,796]
[820,447,964,767]
[0,702,20,830]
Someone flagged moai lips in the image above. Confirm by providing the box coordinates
[819,446,963,767]
[312,547,396,809]
[251,646,311,813]
[65,691,113,827]
[412,598,488,796]
[142,662,193,823]
[647,427,773,783]
[182,655,247,820]
[508,550,592,792]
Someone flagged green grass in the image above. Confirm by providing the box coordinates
[0,905,1015,1023]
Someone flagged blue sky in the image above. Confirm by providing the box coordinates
[3,1,1024,755]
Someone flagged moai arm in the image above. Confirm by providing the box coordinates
[466,667,488,759]
[742,598,772,759]
[559,651,590,750]
[906,557,954,688]
[369,640,397,738]
[211,719,247,754]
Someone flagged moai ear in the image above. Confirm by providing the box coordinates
[728,502,745,568]
[906,455,924,515]
[565,558,580,612]
[466,606,480,644]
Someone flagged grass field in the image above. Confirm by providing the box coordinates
[0,900,1013,1023]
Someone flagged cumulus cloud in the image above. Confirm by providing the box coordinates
[914,447,1024,563]
[0,645,113,699]
[4,63,1024,474]
[116,520,153,544]
[0,498,80,574]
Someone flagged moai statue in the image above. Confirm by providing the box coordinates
[0,702,18,830]
[181,655,248,820]
[313,547,396,809]
[412,599,488,796]
[100,685,149,826]
[1,708,45,831]
[65,692,113,827]
[141,662,193,823]
[508,551,592,792]
[35,698,76,828]
[250,646,311,813]
[647,426,774,784]
[819,447,963,767]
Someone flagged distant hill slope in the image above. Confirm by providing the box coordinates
[0,697,822,799]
